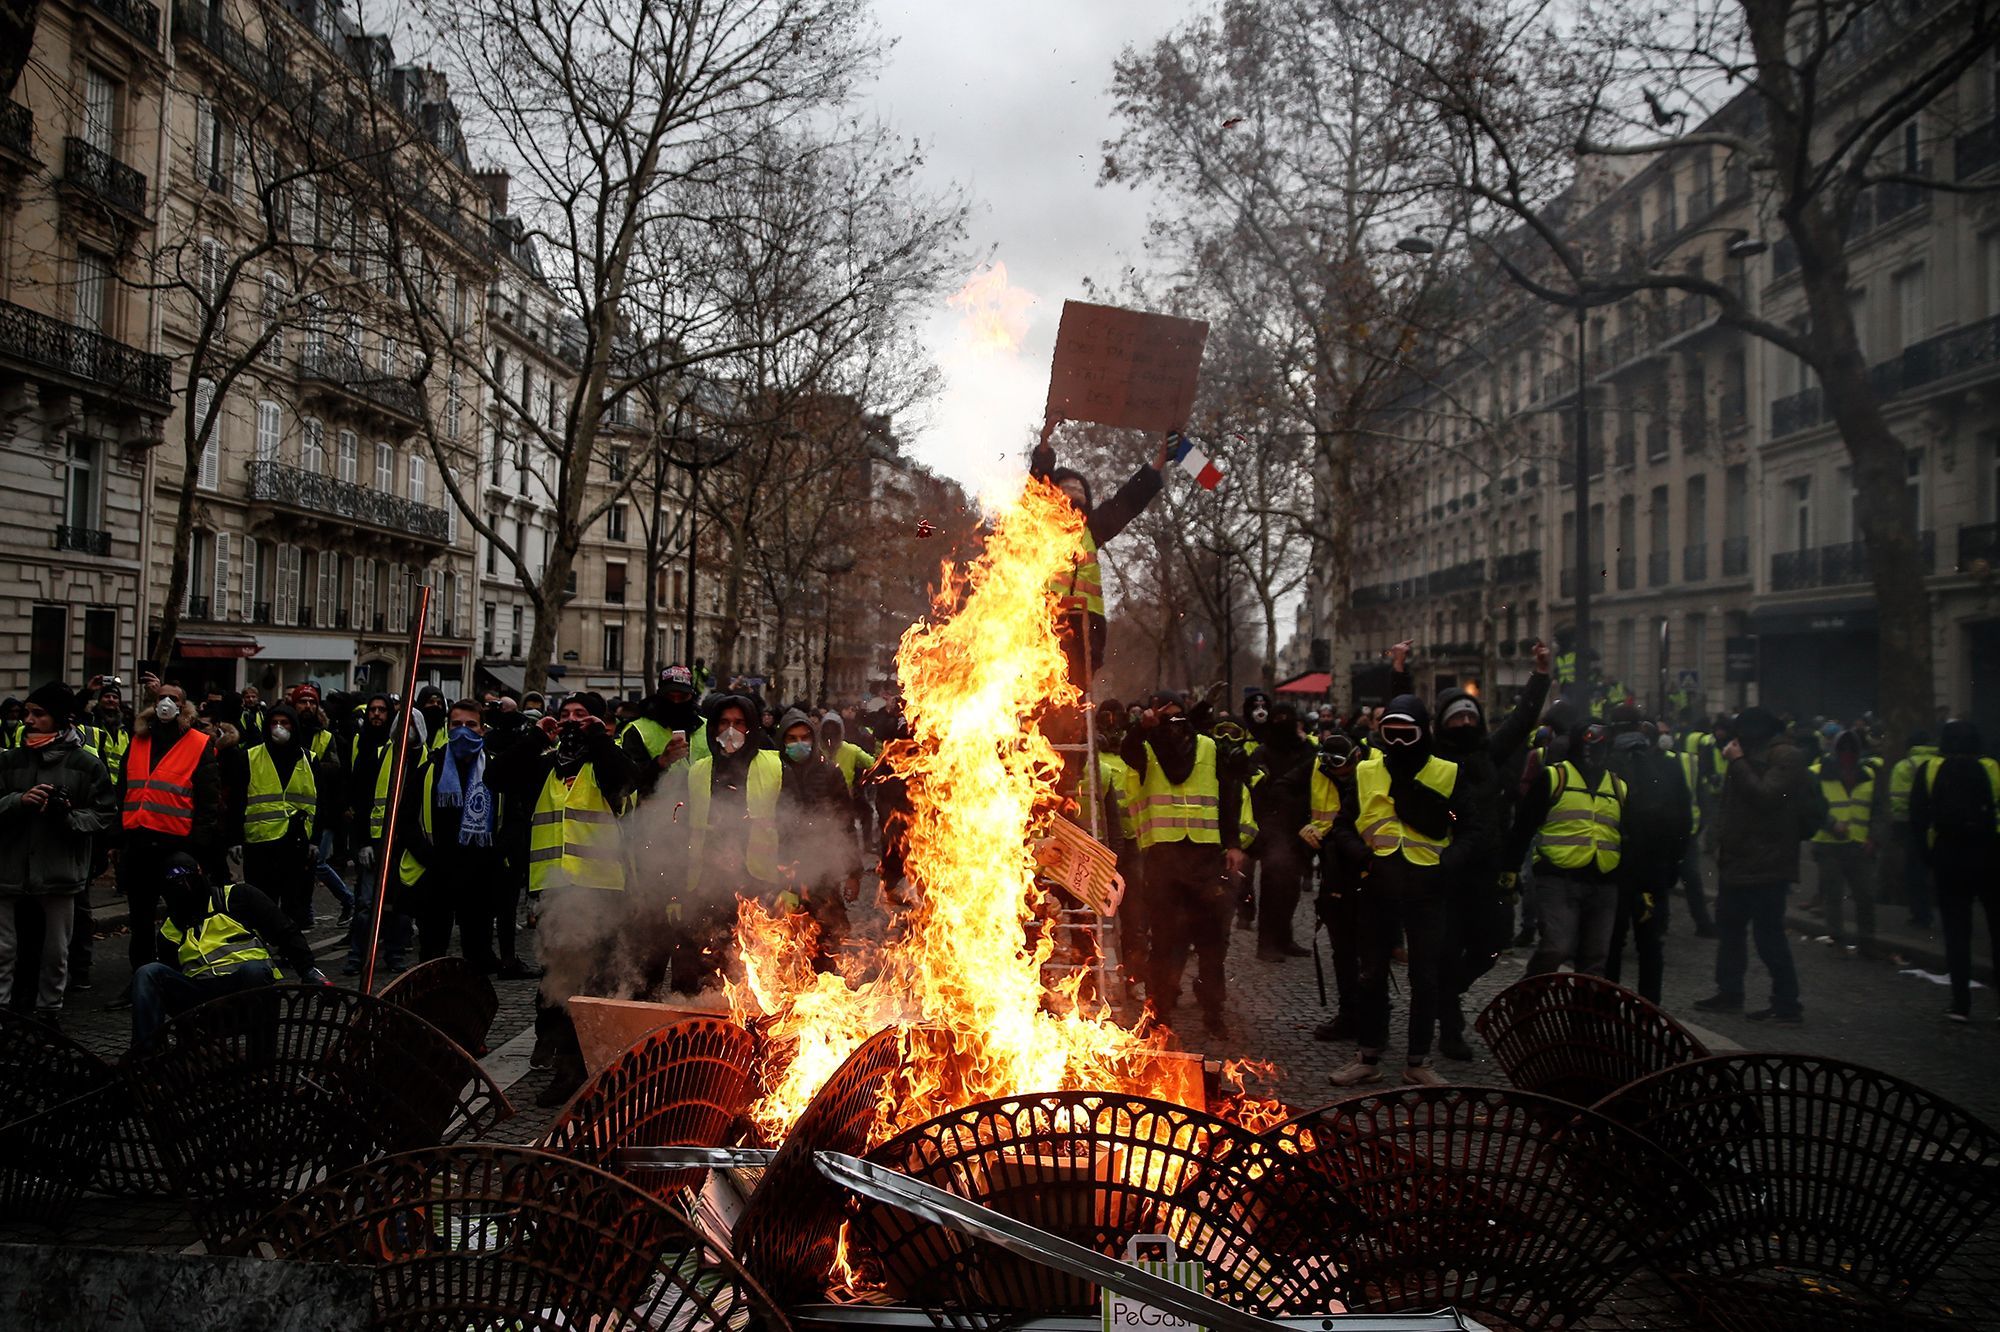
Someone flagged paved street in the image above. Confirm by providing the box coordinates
[8,852,1997,1329]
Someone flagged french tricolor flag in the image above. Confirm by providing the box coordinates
[1168,433,1225,490]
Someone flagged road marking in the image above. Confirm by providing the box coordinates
[482,1022,541,1094]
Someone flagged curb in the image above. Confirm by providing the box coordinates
[1783,910,1994,987]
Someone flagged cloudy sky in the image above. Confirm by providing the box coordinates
[867,0,1194,503]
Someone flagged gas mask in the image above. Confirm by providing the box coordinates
[269,724,292,745]
[717,725,747,755]
[1249,704,1269,725]
[154,698,181,723]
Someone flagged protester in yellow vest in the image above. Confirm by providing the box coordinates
[132,852,323,1046]
[1910,720,2000,1021]
[1119,692,1256,1039]
[1303,729,1364,1044]
[223,703,320,931]
[1507,706,1625,979]
[1325,695,1473,1090]
[396,700,506,973]
[83,684,131,783]
[1807,730,1884,951]
[1031,432,1170,687]
[672,695,791,997]
[620,665,706,809]
[1885,729,1941,930]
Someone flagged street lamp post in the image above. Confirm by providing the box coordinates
[1573,303,1592,702]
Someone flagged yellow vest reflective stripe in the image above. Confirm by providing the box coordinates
[686,749,783,893]
[1049,529,1104,617]
[243,743,317,842]
[1890,746,1939,821]
[1537,761,1625,873]
[835,741,872,791]
[85,726,129,781]
[1920,756,2000,846]
[307,729,332,761]
[1134,736,1221,849]
[1810,758,1879,844]
[529,764,624,892]
[1353,754,1458,866]
[1554,652,1577,684]
[161,883,283,979]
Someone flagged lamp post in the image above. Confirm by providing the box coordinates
[1573,302,1592,702]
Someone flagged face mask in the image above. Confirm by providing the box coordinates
[155,699,181,723]
[784,740,813,762]
[1249,705,1269,724]
[717,726,746,755]
[269,724,292,744]
[449,725,482,747]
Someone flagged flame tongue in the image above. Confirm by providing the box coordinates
[727,477,1181,1143]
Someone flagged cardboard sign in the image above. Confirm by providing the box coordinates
[1046,302,1209,433]
[1039,817,1125,918]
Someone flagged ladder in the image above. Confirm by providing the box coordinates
[1045,604,1117,1015]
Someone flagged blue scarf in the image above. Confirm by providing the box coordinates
[437,742,492,847]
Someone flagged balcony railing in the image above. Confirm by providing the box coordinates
[1616,555,1637,590]
[1647,550,1670,587]
[0,297,172,405]
[55,525,112,556]
[1771,532,1935,591]
[0,102,31,159]
[1684,544,1708,582]
[1428,559,1487,595]
[63,137,149,219]
[1494,549,1541,584]
[1956,522,2000,572]
[1771,386,1823,437]
[85,0,161,45]
[298,347,423,424]
[246,458,450,541]
[1958,119,2000,180]
[1722,535,1749,577]
[184,594,210,619]
[1773,313,2000,437]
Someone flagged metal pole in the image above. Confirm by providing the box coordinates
[361,584,431,994]
[1574,305,1593,703]
[683,461,699,670]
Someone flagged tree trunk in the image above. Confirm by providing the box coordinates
[525,531,577,695]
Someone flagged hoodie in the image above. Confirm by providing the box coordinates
[1715,706,1811,888]
[1910,720,1998,866]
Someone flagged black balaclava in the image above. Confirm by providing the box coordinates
[1050,467,1095,515]
[1149,691,1199,785]
[555,692,607,776]
[417,686,448,739]
[1377,694,1434,776]
[1433,688,1487,759]
[161,851,212,928]
[1262,701,1310,758]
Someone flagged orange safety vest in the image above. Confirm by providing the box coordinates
[122,726,209,836]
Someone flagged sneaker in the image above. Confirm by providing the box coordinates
[1327,1060,1382,1088]
[1401,1063,1446,1087]
[108,985,134,1010]
[336,905,355,927]
[1313,1012,1355,1043]
[1692,993,1742,1014]
[68,975,93,993]
[1946,1010,1971,1024]
[529,1035,555,1070]
[1746,1007,1803,1025]
[496,958,544,980]
[1438,1030,1474,1062]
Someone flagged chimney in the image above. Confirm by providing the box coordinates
[477,171,509,215]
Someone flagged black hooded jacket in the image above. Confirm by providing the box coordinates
[1427,677,1550,880]
[1030,443,1165,551]
[1249,712,1316,852]
[1912,720,1998,868]
[1331,695,1483,875]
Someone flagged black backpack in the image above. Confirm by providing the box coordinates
[1928,757,1999,841]
[1609,742,1689,859]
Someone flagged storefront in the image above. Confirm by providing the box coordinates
[1751,599,1877,723]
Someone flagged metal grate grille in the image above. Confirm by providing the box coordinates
[379,956,499,1056]
[540,1015,757,1200]
[1474,973,1710,1106]
[129,984,513,1251]
[236,1144,791,1332]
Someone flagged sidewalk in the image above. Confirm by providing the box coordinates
[1784,901,1994,986]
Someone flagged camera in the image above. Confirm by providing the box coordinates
[42,786,72,817]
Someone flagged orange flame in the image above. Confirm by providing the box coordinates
[946,261,1036,355]
[727,478,1229,1143]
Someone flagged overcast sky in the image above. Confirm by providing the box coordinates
[867,0,1193,503]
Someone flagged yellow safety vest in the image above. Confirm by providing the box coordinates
[1676,749,1704,837]
[1308,766,1342,839]
[1920,756,2000,846]
[835,741,873,792]
[1131,736,1256,852]
[1890,746,1939,821]
[160,883,283,979]
[1353,754,1458,866]
[1554,651,1577,685]
[1537,761,1625,874]
[307,729,332,762]
[87,725,130,782]
[686,749,783,893]
[1049,528,1104,617]
[528,763,624,892]
[1810,758,1880,845]
[398,759,501,887]
[243,743,317,843]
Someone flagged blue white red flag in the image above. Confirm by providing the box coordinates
[1167,433,1225,490]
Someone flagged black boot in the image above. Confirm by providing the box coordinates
[1313,1011,1355,1042]
[1437,1001,1474,1061]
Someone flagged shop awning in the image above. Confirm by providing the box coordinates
[179,635,262,659]
[1275,671,1333,696]
[479,663,527,693]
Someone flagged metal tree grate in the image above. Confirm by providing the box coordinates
[0,1010,111,1221]
[1591,1053,2000,1302]
[1274,1085,1703,1330]
[540,1015,758,1200]
[235,1144,792,1332]
[732,1026,903,1304]
[1474,973,1711,1106]
[1674,1272,1976,1332]
[378,956,500,1056]
[853,1090,1290,1317]
[129,984,512,1251]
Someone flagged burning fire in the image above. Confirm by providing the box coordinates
[728,478,1219,1143]
[946,261,1036,355]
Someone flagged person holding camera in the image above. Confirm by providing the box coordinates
[0,683,118,1021]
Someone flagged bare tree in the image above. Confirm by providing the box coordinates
[1355,0,2000,743]
[399,0,965,691]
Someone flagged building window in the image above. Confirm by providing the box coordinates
[194,378,220,489]
[261,274,286,364]
[301,416,325,473]
[276,543,302,625]
[74,250,111,335]
[484,517,499,574]
[483,602,496,652]
[30,606,66,685]
[607,503,626,542]
[240,535,258,621]
[1788,476,1813,552]
[609,446,628,482]
[408,453,427,506]
[198,237,227,320]
[603,622,625,671]
[446,371,461,440]
[212,532,231,620]
[317,550,341,627]
[605,561,627,604]
[256,400,283,462]
[1893,265,1928,348]
[83,607,116,681]
[185,529,211,614]
[353,557,374,627]
[1906,448,1924,531]
[63,437,98,531]
[336,428,357,483]
[375,442,395,493]
[83,66,118,153]
[511,606,524,656]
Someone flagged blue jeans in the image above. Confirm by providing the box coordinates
[316,830,354,912]
[131,960,277,1048]
[344,854,410,971]
[1714,882,1800,1016]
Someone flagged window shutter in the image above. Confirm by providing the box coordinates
[195,378,220,489]
[212,532,230,620]
[195,98,214,183]
[240,535,257,621]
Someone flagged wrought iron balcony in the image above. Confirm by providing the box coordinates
[1772,533,1934,591]
[298,347,423,426]
[0,102,31,161]
[1771,386,1824,437]
[1647,550,1670,587]
[0,297,171,405]
[63,137,149,219]
[1722,535,1749,577]
[1958,119,2000,180]
[246,458,450,542]
[1683,545,1708,582]
[55,525,112,556]
[84,0,161,45]
[1494,549,1541,584]
[1959,522,2000,572]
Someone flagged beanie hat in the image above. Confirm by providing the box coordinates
[25,681,76,726]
